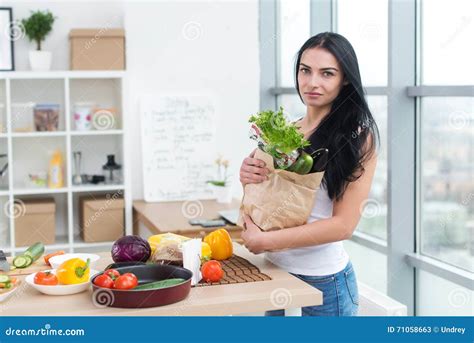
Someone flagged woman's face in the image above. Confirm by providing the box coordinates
[297,47,347,109]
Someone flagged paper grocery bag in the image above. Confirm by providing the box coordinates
[238,149,325,231]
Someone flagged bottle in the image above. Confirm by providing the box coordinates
[48,150,64,188]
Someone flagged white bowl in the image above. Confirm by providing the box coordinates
[26,269,98,296]
[49,253,100,269]
[0,283,20,302]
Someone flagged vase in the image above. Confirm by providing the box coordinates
[29,51,52,71]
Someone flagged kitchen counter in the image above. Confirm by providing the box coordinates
[2,244,322,316]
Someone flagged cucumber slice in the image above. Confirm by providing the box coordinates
[23,255,33,267]
[12,256,29,268]
[0,275,10,283]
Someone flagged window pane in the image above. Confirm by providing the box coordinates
[337,0,388,86]
[421,97,474,272]
[421,0,474,85]
[278,0,310,87]
[417,269,473,316]
[357,96,388,240]
[344,240,387,294]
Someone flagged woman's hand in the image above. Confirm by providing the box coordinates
[239,149,270,186]
[241,214,267,254]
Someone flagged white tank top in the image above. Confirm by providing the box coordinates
[264,182,350,276]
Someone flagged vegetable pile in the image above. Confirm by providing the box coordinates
[34,257,91,286]
[248,107,314,174]
[249,107,309,156]
[93,268,185,291]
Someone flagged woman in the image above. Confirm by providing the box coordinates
[239,32,379,316]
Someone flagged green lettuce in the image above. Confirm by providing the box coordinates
[249,107,309,156]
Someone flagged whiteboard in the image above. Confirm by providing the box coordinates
[140,95,217,202]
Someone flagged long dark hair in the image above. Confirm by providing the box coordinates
[295,32,379,201]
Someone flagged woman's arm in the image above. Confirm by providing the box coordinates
[242,148,378,254]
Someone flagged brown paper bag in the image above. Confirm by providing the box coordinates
[238,149,324,231]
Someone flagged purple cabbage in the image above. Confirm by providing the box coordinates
[111,235,151,263]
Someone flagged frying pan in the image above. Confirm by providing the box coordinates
[91,263,193,308]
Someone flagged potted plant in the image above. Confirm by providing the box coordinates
[22,10,56,71]
[207,155,233,203]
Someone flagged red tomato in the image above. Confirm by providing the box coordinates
[93,274,115,288]
[114,273,138,290]
[34,271,59,286]
[104,269,120,280]
[201,260,224,282]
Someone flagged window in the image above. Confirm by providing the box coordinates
[358,96,388,240]
[278,0,310,88]
[421,0,473,85]
[336,0,388,86]
[420,97,474,272]
[337,0,388,240]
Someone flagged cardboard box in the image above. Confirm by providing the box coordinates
[15,198,56,247]
[69,28,125,70]
[80,195,124,243]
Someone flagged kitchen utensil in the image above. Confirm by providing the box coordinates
[73,151,83,185]
[48,253,100,269]
[0,250,10,272]
[0,154,7,190]
[102,154,122,184]
[25,269,99,296]
[91,264,192,308]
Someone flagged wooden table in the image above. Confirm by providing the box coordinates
[2,244,322,316]
[133,199,243,241]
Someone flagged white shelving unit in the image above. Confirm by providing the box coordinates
[0,71,132,255]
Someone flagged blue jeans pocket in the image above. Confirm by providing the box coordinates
[344,266,359,306]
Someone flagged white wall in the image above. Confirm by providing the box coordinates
[124,0,258,200]
[5,0,259,200]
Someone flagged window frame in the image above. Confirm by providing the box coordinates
[259,0,474,316]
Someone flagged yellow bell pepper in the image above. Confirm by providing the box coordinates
[201,242,212,262]
[203,229,233,260]
[56,258,90,285]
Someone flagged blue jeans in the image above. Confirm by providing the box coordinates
[266,261,359,316]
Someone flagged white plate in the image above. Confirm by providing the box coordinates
[26,269,99,296]
[49,253,100,269]
[0,283,20,302]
